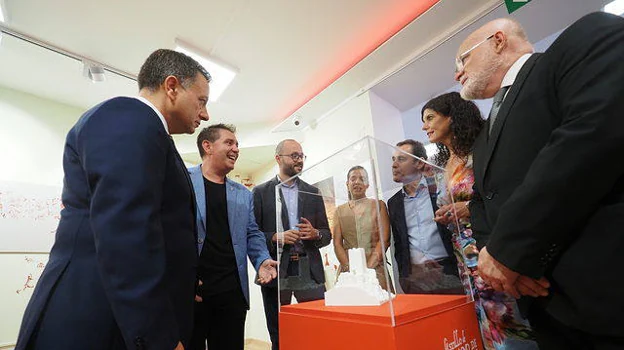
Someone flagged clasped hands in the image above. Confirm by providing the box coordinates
[274,217,320,245]
[478,247,550,299]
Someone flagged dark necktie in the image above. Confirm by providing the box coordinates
[488,85,510,135]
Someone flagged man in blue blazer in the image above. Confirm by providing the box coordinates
[16,49,211,350]
[188,124,277,350]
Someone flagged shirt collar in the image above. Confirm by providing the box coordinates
[135,96,169,134]
[500,53,533,89]
[402,176,427,198]
[276,175,298,189]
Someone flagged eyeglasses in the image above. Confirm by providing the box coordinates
[278,153,306,161]
[455,34,494,72]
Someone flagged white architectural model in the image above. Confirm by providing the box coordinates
[325,248,392,306]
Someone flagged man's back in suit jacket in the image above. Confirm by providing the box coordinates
[16,49,211,350]
[16,98,198,350]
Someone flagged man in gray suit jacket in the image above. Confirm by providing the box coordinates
[188,124,276,350]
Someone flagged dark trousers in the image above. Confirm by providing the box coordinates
[261,284,325,350]
[529,303,624,350]
[190,288,247,350]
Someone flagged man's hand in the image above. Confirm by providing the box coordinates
[478,247,520,298]
[434,202,470,225]
[515,275,550,298]
[296,217,320,240]
[194,280,203,303]
[174,342,184,350]
[434,204,454,225]
[272,230,300,245]
[257,259,278,284]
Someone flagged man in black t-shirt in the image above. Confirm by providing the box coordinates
[188,124,277,350]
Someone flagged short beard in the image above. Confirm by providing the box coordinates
[283,164,301,178]
[460,55,502,100]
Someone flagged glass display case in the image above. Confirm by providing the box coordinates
[275,136,474,327]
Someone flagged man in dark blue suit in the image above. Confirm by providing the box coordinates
[16,49,211,350]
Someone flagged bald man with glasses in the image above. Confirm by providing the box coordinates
[456,13,624,349]
[252,139,331,350]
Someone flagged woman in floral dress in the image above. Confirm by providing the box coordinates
[421,92,538,350]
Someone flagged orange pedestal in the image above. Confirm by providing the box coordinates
[280,294,483,350]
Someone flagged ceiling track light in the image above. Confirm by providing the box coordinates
[604,0,624,16]
[83,60,106,82]
[0,24,136,81]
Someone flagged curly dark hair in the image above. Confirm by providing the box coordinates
[421,92,484,166]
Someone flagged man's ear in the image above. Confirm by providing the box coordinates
[202,140,211,155]
[493,31,507,54]
[415,160,426,171]
[164,75,180,100]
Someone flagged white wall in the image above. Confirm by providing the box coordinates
[0,86,84,347]
[0,85,84,186]
[369,91,404,145]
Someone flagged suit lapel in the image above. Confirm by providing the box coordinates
[395,193,408,239]
[225,179,239,238]
[297,179,306,222]
[473,127,489,192]
[189,165,207,232]
[483,54,541,176]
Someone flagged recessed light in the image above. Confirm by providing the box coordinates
[175,39,237,103]
[604,0,624,16]
[0,0,9,23]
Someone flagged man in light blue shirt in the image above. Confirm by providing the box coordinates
[252,139,331,350]
[387,139,462,294]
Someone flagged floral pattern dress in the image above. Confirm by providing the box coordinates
[443,157,538,350]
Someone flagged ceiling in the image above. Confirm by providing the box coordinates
[0,0,613,178]
[0,0,441,175]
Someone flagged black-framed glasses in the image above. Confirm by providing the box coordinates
[278,153,306,161]
[455,34,495,72]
